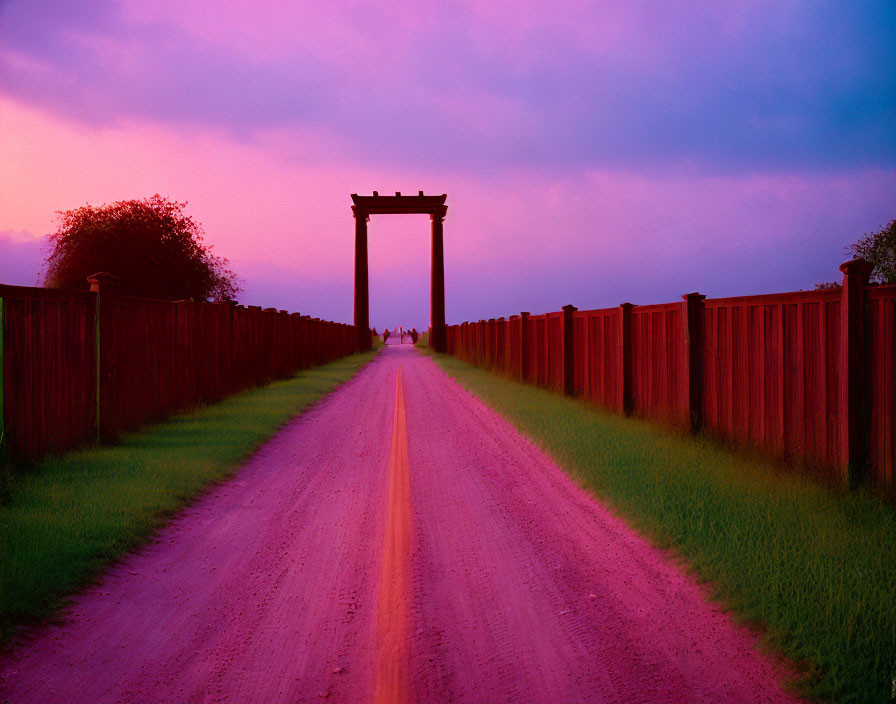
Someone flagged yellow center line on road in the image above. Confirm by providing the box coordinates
[372,364,413,704]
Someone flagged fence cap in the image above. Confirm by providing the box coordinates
[562,304,578,313]
[681,292,706,302]
[86,272,118,292]
[839,258,873,278]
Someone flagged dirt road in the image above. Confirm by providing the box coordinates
[0,346,798,703]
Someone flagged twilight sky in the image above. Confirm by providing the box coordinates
[1,1,894,330]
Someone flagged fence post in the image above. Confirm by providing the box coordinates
[562,304,577,396]
[620,302,634,416]
[467,321,473,362]
[0,296,5,493]
[470,321,475,363]
[496,317,506,372]
[222,300,237,392]
[509,315,519,377]
[682,292,706,434]
[291,313,305,369]
[519,312,530,382]
[487,319,496,368]
[0,297,3,432]
[839,258,873,487]
[87,272,117,442]
[311,317,321,366]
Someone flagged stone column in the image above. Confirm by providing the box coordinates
[430,210,447,353]
[353,207,371,352]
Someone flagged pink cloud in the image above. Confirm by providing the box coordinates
[2,96,893,330]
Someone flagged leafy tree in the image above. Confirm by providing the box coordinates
[816,219,895,289]
[850,219,895,284]
[44,195,240,301]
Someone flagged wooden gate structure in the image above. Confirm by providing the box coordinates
[351,192,448,353]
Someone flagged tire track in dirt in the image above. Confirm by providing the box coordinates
[372,364,413,703]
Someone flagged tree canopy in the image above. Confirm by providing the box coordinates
[44,195,240,301]
[850,219,895,285]
[816,219,895,289]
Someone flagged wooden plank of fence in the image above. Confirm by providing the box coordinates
[0,285,97,461]
[868,285,896,495]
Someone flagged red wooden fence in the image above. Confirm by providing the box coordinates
[1,283,357,465]
[446,261,896,495]
[0,287,97,461]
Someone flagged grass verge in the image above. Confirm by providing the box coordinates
[0,351,375,644]
[426,352,896,703]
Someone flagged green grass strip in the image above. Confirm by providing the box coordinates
[427,353,896,704]
[0,351,375,643]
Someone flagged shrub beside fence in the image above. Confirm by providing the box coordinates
[446,260,895,495]
[0,282,357,466]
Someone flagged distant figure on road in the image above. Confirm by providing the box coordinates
[383,328,390,344]
[410,328,419,344]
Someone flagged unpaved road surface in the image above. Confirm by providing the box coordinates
[0,346,799,703]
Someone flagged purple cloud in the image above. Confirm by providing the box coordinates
[1,1,893,172]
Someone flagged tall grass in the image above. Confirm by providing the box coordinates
[0,352,375,643]
[428,353,896,703]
